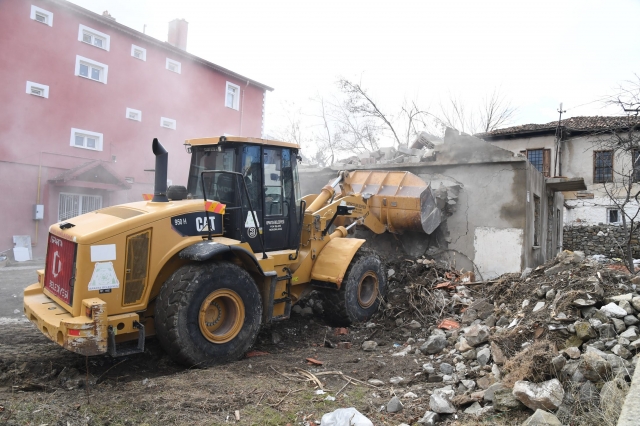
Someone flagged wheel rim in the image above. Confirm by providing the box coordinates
[199,289,245,344]
[357,271,378,309]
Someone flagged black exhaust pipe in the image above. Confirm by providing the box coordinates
[152,138,169,202]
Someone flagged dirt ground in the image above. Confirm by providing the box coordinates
[0,314,469,426]
[0,258,535,426]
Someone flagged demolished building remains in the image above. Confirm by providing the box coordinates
[299,128,586,278]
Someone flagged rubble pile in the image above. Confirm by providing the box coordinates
[331,132,442,167]
[362,251,638,425]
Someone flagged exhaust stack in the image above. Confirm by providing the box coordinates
[152,138,169,202]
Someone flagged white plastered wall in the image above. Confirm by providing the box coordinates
[474,227,524,279]
[565,197,640,225]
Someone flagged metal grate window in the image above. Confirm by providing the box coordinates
[527,150,544,173]
[59,193,102,221]
[594,151,613,183]
[526,149,551,177]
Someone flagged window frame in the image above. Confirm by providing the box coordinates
[526,148,551,177]
[58,193,102,222]
[131,44,147,61]
[593,150,614,184]
[26,81,49,98]
[30,5,53,26]
[225,82,240,110]
[632,149,640,183]
[70,128,103,151]
[166,58,181,74]
[78,24,110,51]
[607,208,621,224]
[75,55,108,84]
[126,108,142,122]
[264,147,284,217]
[533,194,541,247]
[160,117,176,130]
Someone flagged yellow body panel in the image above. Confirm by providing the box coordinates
[310,238,365,285]
[185,136,300,150]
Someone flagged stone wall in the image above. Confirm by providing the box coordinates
[563,225,640,258]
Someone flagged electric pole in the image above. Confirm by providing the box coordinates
[553,103,566,177]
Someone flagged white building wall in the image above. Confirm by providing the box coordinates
[473,227,524,279]
[489,133,640,226]
[565,197,640,226]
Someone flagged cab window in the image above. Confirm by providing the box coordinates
[187,146,236,200]
[264,148,283,216]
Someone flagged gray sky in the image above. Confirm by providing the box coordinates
[70,0,640,142]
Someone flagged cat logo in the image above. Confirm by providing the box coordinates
[196,216,216,232]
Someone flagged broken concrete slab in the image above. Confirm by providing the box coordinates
[512,379,564,410]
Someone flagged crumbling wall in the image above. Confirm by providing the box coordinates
[299,161,529,279]
[298,129,565,279]
[563,225,640,258]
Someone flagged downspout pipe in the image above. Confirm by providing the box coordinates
[152,138,169,202]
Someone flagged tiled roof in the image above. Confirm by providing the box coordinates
[475,116,640,139]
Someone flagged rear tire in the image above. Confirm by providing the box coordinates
[155,262,262,367]
[320,249,387,327]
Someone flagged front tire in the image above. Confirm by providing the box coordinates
[320,249,387,326]
[155,262,262,367]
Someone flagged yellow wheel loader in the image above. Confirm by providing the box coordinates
[23,136,441,366]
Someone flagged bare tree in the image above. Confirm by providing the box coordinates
[591,120,640,272]
[586,78,640,272]
[336,78,440,148]
[309,95,341,166]
[438,94,475,135]
[338,78,402,146]
[438,88,517,135]
[271,101,307,148]
[604,74,640,115]
[478,88,517,133]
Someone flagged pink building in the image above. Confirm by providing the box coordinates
[0,0,272,257]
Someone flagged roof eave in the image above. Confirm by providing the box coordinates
[47,0,274,92]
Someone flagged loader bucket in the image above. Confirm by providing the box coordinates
[340,170,442,235]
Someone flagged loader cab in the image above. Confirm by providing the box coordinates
[186,137,302,254]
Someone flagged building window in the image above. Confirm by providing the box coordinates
[30,5,53,26]
[166,58,181,74]
[78,24,110,50]
[131,44,146,61]
[526,149,551,177]
[26,81,49,98]
[225,82,240,110]
[632,149,640,182]
[126,108,141,121]
[594,150,613,183]
[533,195,541,247]
[556,208,562,249]
[59,193,102,221]
[75,56,108,84]
[70,128,103,151]
[160,117,176,130]
[608,208,621,224]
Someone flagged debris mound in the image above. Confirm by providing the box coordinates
[367,250,638,425]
